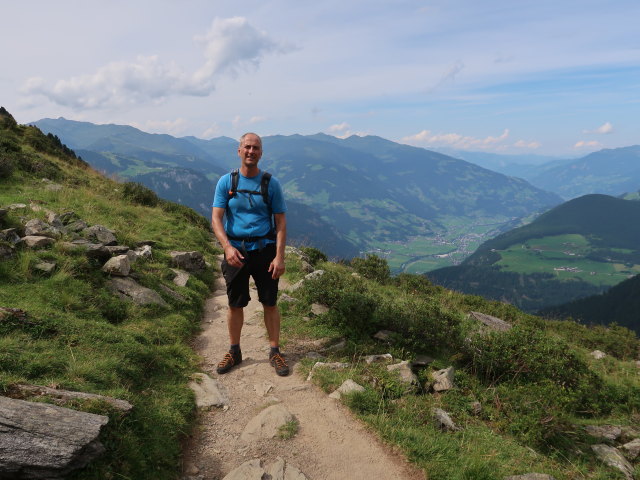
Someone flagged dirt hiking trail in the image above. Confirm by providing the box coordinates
[182,274,426,480]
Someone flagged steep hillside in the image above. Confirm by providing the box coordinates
[427,194,640,312]
[33,119,562,269]
[540,274,640,333]
[1,107,219,479]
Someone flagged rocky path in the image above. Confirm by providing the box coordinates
[182,275,425,480]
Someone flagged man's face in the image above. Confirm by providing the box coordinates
[238,134,262,169]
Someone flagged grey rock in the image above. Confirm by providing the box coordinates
[622,438,640,460]
[171,268,190,287]
[310,303,329,316]
[591,444,634,480]
[21,235,55,248]
[433,408,460,432]
[589,350,607,359]
[387,361,418,384]
[0,207,7,220]
[323,338,346,352]
[306,361,350,381]
[105,245,131,256]
[411,354,435,367]
[1,228,21,244]
[34,261,56,274]
[102,255,131,276]
[240,403,295,443]
[300,260,314,273]
[222,459,264,480]
[84,225,117,245]
[134,244,153,259]
[45,182,63,191]
[0,396,109,479]
[431,366,455,392]
[373,330,395,341]
[189,373,230,408]
[471,401,482,415]
[329,379,366,400]
[11,383,133,412]
[585,424,622,442]
[170,250,206,272]
[0,243,14,259]
[25,218,61,238]
[7,203,27,210]
[469,311,512,332]
[265,457,308,480]
[364,353,393,364]
[279,293,297,303]
[108,277,168,307]
[66,219,88,232]
[288,269,325,292]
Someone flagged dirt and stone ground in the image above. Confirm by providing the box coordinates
[181,274,426,480]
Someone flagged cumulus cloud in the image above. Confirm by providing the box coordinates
[402,129,510,150]
[21,17,288,109]
[583,122,614,134]
[202,123,221,139]
[326,122,367,138]
[574,140,603,149]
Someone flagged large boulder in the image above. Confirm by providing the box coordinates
[170,251,206,272]
[0,396,109,479]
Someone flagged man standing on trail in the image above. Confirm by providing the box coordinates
[211,132,289,376]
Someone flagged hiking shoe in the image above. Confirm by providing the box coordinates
[216,350,242,374]
[270,352,290,376]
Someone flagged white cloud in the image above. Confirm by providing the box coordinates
[514,139,541,149]
[583,122,614,135]
[131,118,188,136]
[21,17,288,110]
[574,140,603,149]
[202,123,221,139]
[326,122,367,138]
[402,129,510,150]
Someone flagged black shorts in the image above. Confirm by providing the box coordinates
[221,243,279,308]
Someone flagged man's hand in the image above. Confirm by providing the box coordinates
[224,245,245,268]
[268,256,286,279]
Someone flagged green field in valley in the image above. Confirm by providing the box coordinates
[495,234,640,287]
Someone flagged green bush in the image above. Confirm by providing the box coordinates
[350,254,391,283]
[122,182,160,207]
[0,156,14,179]
[299,246,327,265]
[464,325,594,389]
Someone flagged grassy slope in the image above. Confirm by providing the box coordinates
[280,252,640,480]
[0,111,220,479]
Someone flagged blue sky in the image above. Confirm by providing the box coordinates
[2,0,639,156]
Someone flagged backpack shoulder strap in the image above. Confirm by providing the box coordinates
[228,169,239,197]
[260,171,272,206]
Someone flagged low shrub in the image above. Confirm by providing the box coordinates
[299,246,327,266]
[122,181,160,207]
[350,254,391,283]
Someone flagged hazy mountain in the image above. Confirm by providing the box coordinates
[427,194,640,312]
[33,118,562,264]
[529,145,640,199]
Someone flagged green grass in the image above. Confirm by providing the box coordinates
[0,120,220,479]
[279,253,640,480]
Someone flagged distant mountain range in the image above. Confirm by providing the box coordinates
[32,118,562,264]
[442,146,640,200]
[427,194,640,313]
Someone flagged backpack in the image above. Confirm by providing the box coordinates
[226,169,276,241]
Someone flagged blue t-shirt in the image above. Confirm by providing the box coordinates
[213,170,287,251]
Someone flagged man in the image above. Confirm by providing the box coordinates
[211,132,289,376]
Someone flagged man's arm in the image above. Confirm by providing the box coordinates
[268,212,287,279]
[211,207,244,268]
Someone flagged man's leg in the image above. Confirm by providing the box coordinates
[263,304,280,347]
[227,306,244,345]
